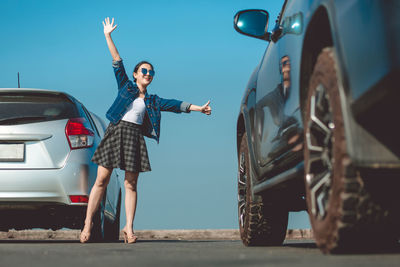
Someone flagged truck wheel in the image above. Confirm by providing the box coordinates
[238,133,288,246]
[304,47,398,253]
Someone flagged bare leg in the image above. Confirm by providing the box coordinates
[123,171,139,238]
[80,165,112,242]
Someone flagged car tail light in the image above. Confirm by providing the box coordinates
[69,195,89,203]
[65,118,94,149]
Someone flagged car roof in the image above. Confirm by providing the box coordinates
[0,88,102,121]
[0,88,69,94]
[0,87,78,102]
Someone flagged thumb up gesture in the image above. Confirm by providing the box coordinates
[200,100,212,115]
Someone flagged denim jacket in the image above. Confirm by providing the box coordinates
[106,60,191,143]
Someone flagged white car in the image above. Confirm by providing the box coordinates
[0,88,121,241]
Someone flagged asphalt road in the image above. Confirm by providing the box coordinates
[0,240,400,267]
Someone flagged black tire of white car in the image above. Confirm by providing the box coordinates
[90,208,103,242]
[103,191,121,242]
[304,47,398,253]
[238,133,288,246]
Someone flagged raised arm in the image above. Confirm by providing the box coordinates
[103,17,130,89]
[103,17,121,61]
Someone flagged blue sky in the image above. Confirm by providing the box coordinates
[0,0,310,229]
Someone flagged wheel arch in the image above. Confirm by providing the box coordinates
[299,6,334,122]
[236,111,262,202]
[236,113,246,159]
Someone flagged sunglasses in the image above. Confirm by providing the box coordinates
[141,68,155,77]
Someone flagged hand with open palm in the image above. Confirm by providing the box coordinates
[103,17,117,36]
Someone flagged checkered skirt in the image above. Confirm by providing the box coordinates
[92,120,151,173]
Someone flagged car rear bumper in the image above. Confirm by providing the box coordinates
[0,163,92,205]
[0,165,91,231]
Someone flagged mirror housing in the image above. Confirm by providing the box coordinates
[234,9,270,41]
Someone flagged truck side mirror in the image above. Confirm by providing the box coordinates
[234,9,270,41]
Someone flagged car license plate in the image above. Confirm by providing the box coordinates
[0,143,25,162]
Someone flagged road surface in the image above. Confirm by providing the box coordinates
[0,239,400,267]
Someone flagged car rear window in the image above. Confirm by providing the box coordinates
[0,92,80,125]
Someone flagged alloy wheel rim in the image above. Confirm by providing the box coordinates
[305,84,335,219]
[238,151,247,228]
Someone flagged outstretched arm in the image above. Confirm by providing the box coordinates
[189,100,212,115]
[103,17,121,61]
[158,98,212,115]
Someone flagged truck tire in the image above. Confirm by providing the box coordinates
[303,47,399,253]
[238,133,288,246]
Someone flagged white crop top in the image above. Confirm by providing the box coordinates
[121,97,146,125]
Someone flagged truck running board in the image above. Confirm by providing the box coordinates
[253,162,304,194]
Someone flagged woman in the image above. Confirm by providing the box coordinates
[80,17,212,244]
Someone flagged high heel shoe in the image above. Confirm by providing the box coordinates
[122,228,138,244]
[80,222,93,243]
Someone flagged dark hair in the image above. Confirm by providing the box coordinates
[133,61,154,82]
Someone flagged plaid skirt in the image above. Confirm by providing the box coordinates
[92,120,151,173]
